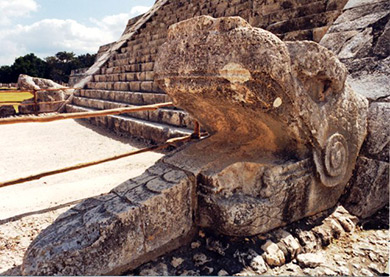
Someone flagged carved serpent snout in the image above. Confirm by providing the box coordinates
[156,16,368,235]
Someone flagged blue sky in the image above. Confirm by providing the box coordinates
[0,0,155,65]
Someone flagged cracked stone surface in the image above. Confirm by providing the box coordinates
[156,15,368,236]
[22,162,196,275]
[320,0,390,219]
[321,0,390,101]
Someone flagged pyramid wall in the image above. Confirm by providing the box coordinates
[67,0,348,143]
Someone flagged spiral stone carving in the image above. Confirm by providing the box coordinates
[325,134,348,177]
[315,133,349,187]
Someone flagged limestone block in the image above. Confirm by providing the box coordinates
[338,28,373,59]
[373,19,390,58]
[105,82,114,90]
[141,81,153,92]
[346,57,390,100]
[320,30,360,55]
[114,91,126,102]
[343,157,389,218]
[156,16,368,236]
[102,90,111,100]
[313,26,330,42]
[22,162,196,275]
[17,74,72,114]
[126,72,137,81]
[342,102,389,218]
[129,81,141,91]
[145,71,155,81]
[142,62,155,72]
[297,253,327,268]
[119,73,127,81]
[332,206,358,232]
[119,82,129,91]
[261,240,286,267]
[343,0,388,10]
[0,105,16,117]
[330,1,390,33]
[273,230,302,259]
[362,102,390,161]
[250,255,268,274]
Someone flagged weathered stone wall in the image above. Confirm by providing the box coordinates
[67,0,348,143]
[18,74,73,114]
[321,0,390,101]
[95,42,115,60]
[68,68,88,87]
[320,0,390,218]
[122,14,144,35]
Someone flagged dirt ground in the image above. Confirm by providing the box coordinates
[0,119,163,220]
[128,207,389,276]
[0,119,164,274]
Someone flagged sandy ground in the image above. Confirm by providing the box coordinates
[0,117,163,275]
[0,119,164,273]
[0,119,163,221]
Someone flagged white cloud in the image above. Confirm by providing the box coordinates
[90,5,151,35]
[130,5,151,16]
[0,5,152,65]
[0,0,38,25]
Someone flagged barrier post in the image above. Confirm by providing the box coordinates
[33,89,38,114]
[193,121,201,139]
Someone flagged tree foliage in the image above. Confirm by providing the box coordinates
[0,51,96,84]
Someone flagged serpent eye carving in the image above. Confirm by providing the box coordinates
[325,134,348,178]
[314,133,349,187]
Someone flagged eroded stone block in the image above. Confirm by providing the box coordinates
[156,15,368,236]
[22,162,196,275]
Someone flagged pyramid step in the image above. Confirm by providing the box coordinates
[86,81,161,93]
[72,96,194,129]
[121,37,166,54]
[93,71,154,82]
[282,29,314,41]
[78,89,170,106]
[268,1,327,25]
[66,104,192,144]
[267,10,340,34]
[102,62,157,75]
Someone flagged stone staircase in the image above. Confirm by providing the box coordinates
[67,0,347,143]
[66,3,194,143]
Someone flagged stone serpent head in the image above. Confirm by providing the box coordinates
[155,16,368,236]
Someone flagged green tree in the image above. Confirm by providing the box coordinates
[46,51,77,83]
[77,53,96,68]
[46,51,96,83]
[0,51,96,84]
[0,66,14,83]
[12,53,49,78]
[55,51,76,63]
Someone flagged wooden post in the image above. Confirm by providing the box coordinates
[33,89,38,114]
[192,120,201,139]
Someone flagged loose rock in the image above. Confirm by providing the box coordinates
[261,240,286,267]
[297,253,327,268]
